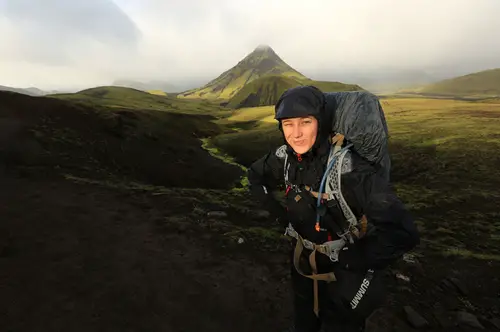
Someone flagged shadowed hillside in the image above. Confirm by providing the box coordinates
[408,68,500,97]
[0,90,242,188]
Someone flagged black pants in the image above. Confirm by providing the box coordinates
[290,260,385,332]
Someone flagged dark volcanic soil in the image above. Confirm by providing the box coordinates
[0,175,292,332]
[2,171,499,332]
[1,91,499,332]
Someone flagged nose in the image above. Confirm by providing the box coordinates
[292,124,302,138]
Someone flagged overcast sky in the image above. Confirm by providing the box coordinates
[1,0,499,90]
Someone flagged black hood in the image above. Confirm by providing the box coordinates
[274,85,332,155]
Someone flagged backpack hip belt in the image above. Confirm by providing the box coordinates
[284,222,345,262]
[284,222,339,317]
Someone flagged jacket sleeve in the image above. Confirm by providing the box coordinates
[247,147,287,223]
[338,171,420,271]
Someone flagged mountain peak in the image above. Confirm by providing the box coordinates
[179,45,307,100]
[251,44,278,58]
[255,44,273,51]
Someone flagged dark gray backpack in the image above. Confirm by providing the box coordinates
[324,91,391,182]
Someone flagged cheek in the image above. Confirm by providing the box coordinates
[307,127,318,140]
[283,127,293,138]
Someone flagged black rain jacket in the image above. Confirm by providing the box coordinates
[247,138,420,272]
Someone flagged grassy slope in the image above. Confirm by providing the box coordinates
[409,68,500,97]
[213,97,500,261]
[213,106,281,166]
[226,75,363,109]
[303,79,363,94]
[147,90,167,96]
[226,75,303,108]
[49,86,230,116]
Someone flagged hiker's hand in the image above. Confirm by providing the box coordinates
[327,268,386,322]
[337,244,366,271]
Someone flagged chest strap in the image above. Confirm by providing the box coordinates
[303,185,329,200]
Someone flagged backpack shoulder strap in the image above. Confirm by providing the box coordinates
[322,134,359,242]
[325,147,357,228]
[275,144,287,159]
[277,144,292,187]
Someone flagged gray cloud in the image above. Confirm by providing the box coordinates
[1,0,140,50]
[1,0,500,90]
[0,0,141,87]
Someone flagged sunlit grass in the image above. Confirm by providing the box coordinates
[211,96,500,259]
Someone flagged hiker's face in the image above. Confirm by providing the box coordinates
[281,116,318,154]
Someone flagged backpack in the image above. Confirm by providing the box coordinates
[282,91,391,244]
[324,91,391,181]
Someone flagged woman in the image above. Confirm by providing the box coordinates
[247,86,419,332]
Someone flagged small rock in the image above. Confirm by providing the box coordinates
[434,312,454,329]
[403,253,417,264]
[401,253,425,275]
[456,311,484,329]
[404,306,429,329]
[432,304,455,329]
[207,211,227,218]
[237,237,245,244]
[395,273,411,282]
